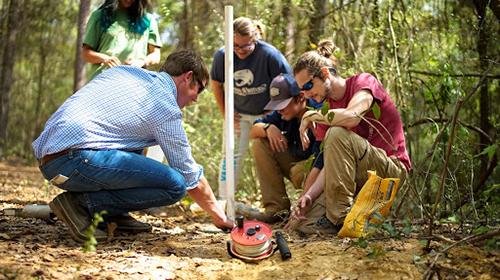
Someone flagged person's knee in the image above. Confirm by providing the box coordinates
[252,137,267,152]
[160,169,188,200]
[252,137,272,158]
[324,127,351,145]
[289,164,306,188]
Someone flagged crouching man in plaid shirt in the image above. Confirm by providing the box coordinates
[33,49,234,243]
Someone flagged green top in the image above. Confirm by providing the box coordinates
[83,9,162,80]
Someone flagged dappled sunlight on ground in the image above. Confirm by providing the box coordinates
[0,162,498,279]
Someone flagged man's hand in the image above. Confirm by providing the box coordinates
[284,194,313,230]
[212,215,235,231]
[299,118,311,150]
[266,125,287,153]
[292,193,313,220]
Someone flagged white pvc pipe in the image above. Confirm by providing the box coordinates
[224,5,235,220]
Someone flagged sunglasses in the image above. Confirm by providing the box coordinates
[300,79,314,91]
[299,67,337,91]
[196,79,206,94]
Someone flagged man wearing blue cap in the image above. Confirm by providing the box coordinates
[248,74,323,223]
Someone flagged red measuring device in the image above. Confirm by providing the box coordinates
[227,215,291,262]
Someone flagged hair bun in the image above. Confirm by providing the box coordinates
[316,39,337,59]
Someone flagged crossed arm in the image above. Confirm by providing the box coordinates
[299,90,374,149]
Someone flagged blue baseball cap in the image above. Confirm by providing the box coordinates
[264,74,301,111]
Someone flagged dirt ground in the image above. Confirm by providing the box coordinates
[0,161,498,280]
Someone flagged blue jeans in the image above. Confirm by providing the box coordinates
[39,149,187,216]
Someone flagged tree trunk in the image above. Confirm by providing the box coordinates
[473,0,494,184]
[73,0,91,92]
[0,0,8,71]
[179,0,191,49]
[283,0,295,60]
[372,0,384,72]
[307,0,327,45]
[0,0,22,156]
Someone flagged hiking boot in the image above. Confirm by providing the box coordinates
[100,213,152,233]
[246,210,289,224]
[49,192,107,243]
[297,215,341,235]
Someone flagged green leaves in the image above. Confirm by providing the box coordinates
[320,102,330,115]
[82,210,108,253]
[476,144,497,161]
[372,102,381,120]
[326,111,335,123]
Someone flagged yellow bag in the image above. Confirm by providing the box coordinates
[338,170,400,238]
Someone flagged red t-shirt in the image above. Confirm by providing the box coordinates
[315,73,411,171]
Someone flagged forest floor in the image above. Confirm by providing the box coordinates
[0,160,498,280]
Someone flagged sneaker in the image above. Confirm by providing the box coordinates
[100,213,152,233]
[49,192,107,242]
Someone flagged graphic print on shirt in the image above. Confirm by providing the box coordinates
[234,69,267,97]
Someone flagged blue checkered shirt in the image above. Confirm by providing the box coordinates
[32,66,203,189]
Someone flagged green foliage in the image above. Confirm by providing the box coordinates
[351,237,368,249]
[476,144,497,161]
[82,210,107,253]
[372,102,381,120]
[402,218,414,236]
[320,101,329,116]
[367,245,386,259]
[440,215,460,224]
[0,0,497,223]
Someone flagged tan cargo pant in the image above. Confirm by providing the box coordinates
[252,138,308,214]
[294,127,407,232]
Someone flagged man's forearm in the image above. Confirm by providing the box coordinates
[187,176,226,221]
[305,168,325,201]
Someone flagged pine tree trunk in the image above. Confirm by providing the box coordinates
[307,0,327,45]
[73,0,91,92]
[0,0,23,156]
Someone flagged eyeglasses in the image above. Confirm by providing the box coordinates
[234,41,255,50]
[196,79,206,95]
[300,79,314,91]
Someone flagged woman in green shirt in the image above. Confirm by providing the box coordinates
[82,0,162,79]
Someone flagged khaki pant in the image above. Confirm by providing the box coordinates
[297,127,407,230]
[252,138,308,213]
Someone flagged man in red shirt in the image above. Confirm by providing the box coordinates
[287,40,411,234]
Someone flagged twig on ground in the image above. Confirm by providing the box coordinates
[423,229,500,280]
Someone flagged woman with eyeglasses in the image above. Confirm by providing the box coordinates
[82,0,162,80]
[210,17,292,199]
[287,39,411,235]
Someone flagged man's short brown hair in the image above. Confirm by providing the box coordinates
[160,49,209,85]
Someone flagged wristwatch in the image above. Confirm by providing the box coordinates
[263,123,271,132]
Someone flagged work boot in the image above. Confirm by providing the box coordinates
[246,210,289,224]
[49,192,107,243]
[100,213,152,233]
[297,214,341,235]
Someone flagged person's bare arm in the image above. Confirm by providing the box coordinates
[82,44,121,67]
[187,176,234,230]
[303,167,321,194]
[211,80,225,116]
